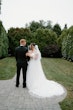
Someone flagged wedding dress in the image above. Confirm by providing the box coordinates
[26,45,66,98]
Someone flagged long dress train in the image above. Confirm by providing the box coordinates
[26,46,67,99]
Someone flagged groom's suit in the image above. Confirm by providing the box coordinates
[15,45,28,87]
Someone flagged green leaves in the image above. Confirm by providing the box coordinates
[53,23,62,37]
[8,27,32,55]
[0,21,9,58]
[62,26,73,61]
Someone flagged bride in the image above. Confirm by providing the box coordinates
[26,43,66,98]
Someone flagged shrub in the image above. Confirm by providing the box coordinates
[62,26,73,61]
[53,23,62,37]
[0,21,9,58]
[34,28,57,54]
[42,44,61,58]
[8,27,32,55]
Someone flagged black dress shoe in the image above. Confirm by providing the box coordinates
[23,84,26,88]
[16,84,19,87]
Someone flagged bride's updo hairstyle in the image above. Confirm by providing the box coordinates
[31,43,36,47]
[30,43,36,50]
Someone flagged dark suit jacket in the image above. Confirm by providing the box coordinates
[15,46,28,65]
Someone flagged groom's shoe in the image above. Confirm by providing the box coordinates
[23,85,26,88]
[23,84,26,88]
[16,84,19,87]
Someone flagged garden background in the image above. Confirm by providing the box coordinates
[0,19,73,110]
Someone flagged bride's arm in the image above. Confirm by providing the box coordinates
[26,51,39,60]
[26,51,34,58]
[26,52,31,57]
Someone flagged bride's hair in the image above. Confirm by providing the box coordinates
[30,43,41,60]
[31,43,36,47]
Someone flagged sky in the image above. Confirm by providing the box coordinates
[0,0,73,30]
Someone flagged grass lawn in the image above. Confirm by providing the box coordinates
[0,57,16,80]
[41,58,73,110]
[0,57,73,110]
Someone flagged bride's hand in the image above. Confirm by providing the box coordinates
[26,52,30,56]
[26,51,33,58]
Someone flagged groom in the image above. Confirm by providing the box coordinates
[15,39,28,88]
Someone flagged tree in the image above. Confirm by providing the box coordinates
[62,26,73,61]
[8,27,32,55]
[62,34,69,59]
[34,28,57,54]
[53,23,62,37]
[29,21,41,32]
[57,29,68,48]
[0,21,9,58]
[67,26,73,61]
[64,24,67,29]
[39,20,46,28]
[46,20,52,29]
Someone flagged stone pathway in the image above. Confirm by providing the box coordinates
[0,75,67,110]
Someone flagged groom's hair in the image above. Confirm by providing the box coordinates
[20,39,26,44]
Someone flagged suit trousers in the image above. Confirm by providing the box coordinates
[16,62,27,86]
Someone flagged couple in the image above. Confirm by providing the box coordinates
[15,39,66,98]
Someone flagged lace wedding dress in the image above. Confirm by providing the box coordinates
[26,45,66,98]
